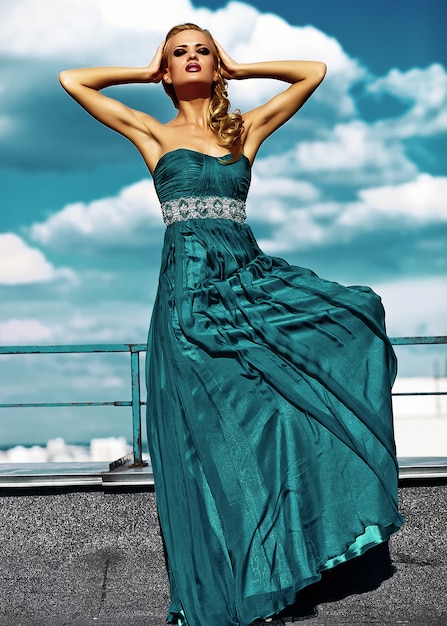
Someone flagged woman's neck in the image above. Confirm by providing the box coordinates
[174,97,211,128]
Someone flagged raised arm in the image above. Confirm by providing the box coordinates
[58,42,165,147]
[216,43,326,161]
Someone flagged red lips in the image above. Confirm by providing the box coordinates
[186,62,201,72]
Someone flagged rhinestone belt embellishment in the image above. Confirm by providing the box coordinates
[161,196,247,225]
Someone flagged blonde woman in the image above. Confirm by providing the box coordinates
[60,23,403,626]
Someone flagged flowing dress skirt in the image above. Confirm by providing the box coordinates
[146,218,404,626]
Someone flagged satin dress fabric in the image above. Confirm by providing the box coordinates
[146,149,404,626]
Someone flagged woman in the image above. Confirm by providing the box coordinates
[60,23,404,626]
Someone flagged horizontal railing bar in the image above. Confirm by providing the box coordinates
[0,401,147,409]
[1,393,445,410]
[389,336,447,345]
[0,343,147,355]
[0,337,446,356]
[393,392,447,396]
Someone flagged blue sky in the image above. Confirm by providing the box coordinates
[0,0,446,445]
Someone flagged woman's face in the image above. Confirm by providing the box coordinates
[163,29,218,90]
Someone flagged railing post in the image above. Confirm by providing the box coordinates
[129,347,147,468]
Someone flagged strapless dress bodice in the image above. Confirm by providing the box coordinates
[153,148,251,226]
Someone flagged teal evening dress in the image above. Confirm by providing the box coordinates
[145,148,404,626]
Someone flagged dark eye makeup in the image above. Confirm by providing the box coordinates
[173,47,211,57]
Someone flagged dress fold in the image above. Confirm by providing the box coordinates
[146,150,403,626]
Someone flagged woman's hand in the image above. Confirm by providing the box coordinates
[214,40,241,80]
[146,41,166,83]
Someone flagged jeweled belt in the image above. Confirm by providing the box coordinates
[160,196,247,226]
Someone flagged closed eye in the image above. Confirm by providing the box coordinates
[173,46,210,57]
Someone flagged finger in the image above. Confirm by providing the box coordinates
[156,41,166,57]
[213,39,225,55]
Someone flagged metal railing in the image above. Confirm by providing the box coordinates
[0,343,147,467]
[0,336,446,469]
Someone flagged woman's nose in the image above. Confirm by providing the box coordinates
[188,50,197,60]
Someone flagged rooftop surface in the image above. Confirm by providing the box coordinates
[0,479,446,625]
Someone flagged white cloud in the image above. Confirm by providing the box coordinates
[371,276,447,338]
[256,173,447,253]
[0,305,149,346]
[0,233,75,284]
[256,202,334,253]
[96,0,194,33]
[347,174,447,225]
[0,0,193,61]
[251,115,420,190]
[0,437,132,463]
[0,318,56,343]
[247,172,320,223]
[30,179,163,251]
[292,120,417,185]
[368,63,447,138]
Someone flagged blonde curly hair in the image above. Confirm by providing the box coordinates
[162,23,244,157]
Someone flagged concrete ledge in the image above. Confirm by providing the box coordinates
[0,461,154,489]
[0,482,446,625]
[1,457,446,490]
